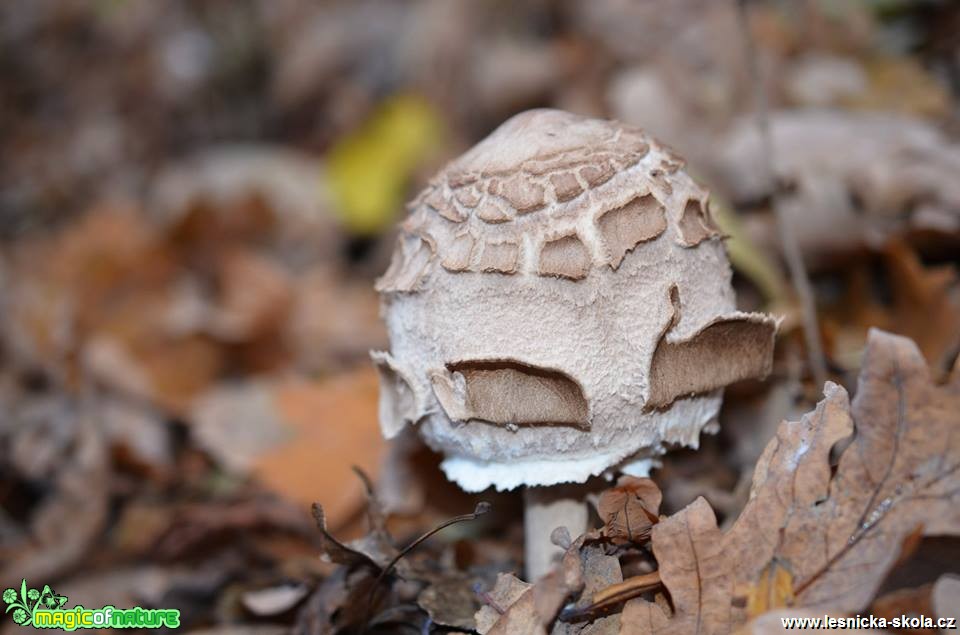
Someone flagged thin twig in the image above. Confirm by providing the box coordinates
[363,502,491,631]
[352,465,388,534]
[736,0,828,389]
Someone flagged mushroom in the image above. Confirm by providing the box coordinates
[372,109,778,580]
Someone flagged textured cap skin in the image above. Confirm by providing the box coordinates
[373,109,777,492]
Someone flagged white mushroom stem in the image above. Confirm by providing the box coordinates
[523,483,590,581]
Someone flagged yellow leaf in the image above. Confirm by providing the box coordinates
[745,559,795,618]
[710,197,789,308]
[326,94,442,235]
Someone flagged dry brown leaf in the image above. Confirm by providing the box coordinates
[190,367,385,529]
[553,545,625,634]
[87,331,224,414]
[210,247,293,342]
[100,398,173,475]
[869,584,935,634]
[309,504,381,571]
[597,476,662,543]
[190,380,292,473]
[476,573,533,634]
[882,241,960,377]
[619,497,731,635]
[287,267,386,373]
[725,329,960,617]
[417,571,484,631]
[4,206,175,381]
[619,329,960,634]
[486,542,584,635]
[840,242,960,378]
[253,367,386,528]
[849,57,952,119]
[0,405,109,583]
[3,203,311,415]
[716,111,960,271]
[151,496,313,561]
[41,207,171,331]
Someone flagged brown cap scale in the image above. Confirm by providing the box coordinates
[372,109,777,493]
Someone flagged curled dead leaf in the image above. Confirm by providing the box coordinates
[619,329,960,633]
[597,476,662,542]
[485,540,584,635]
[476,574,532,634]
[726,330,960,617]
[622,497,731,635]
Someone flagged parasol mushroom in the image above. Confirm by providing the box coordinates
[372,109,778,580]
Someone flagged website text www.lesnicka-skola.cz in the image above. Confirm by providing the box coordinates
[781,614,957,630]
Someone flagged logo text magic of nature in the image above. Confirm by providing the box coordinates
[3,580,180,630]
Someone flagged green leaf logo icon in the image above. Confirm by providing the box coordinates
[3,579,67,626]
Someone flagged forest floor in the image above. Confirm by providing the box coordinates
[1,1,959,633]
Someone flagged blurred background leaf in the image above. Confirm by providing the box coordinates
[326,94,443,235]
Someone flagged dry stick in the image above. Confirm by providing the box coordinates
[352,466,388,532]
[558,571,663,622]
[736,0,828,389]
[363,502,491,630]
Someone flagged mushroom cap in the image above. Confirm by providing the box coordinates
[373,109,776,492]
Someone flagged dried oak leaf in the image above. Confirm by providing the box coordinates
[840,241,960,379]
[881,240,960,378]
[0,406,109,583]
[618,329,960,634]
[868,583,934,630]
[725,329,960,618]
[476,573,533,634]
[208,247,293,342]
[553,544,625,635]
[418,571,484,631]
[597,476,662,542]
[482,542,584,635]
[619,497,731,635]
[310,503,381,571]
